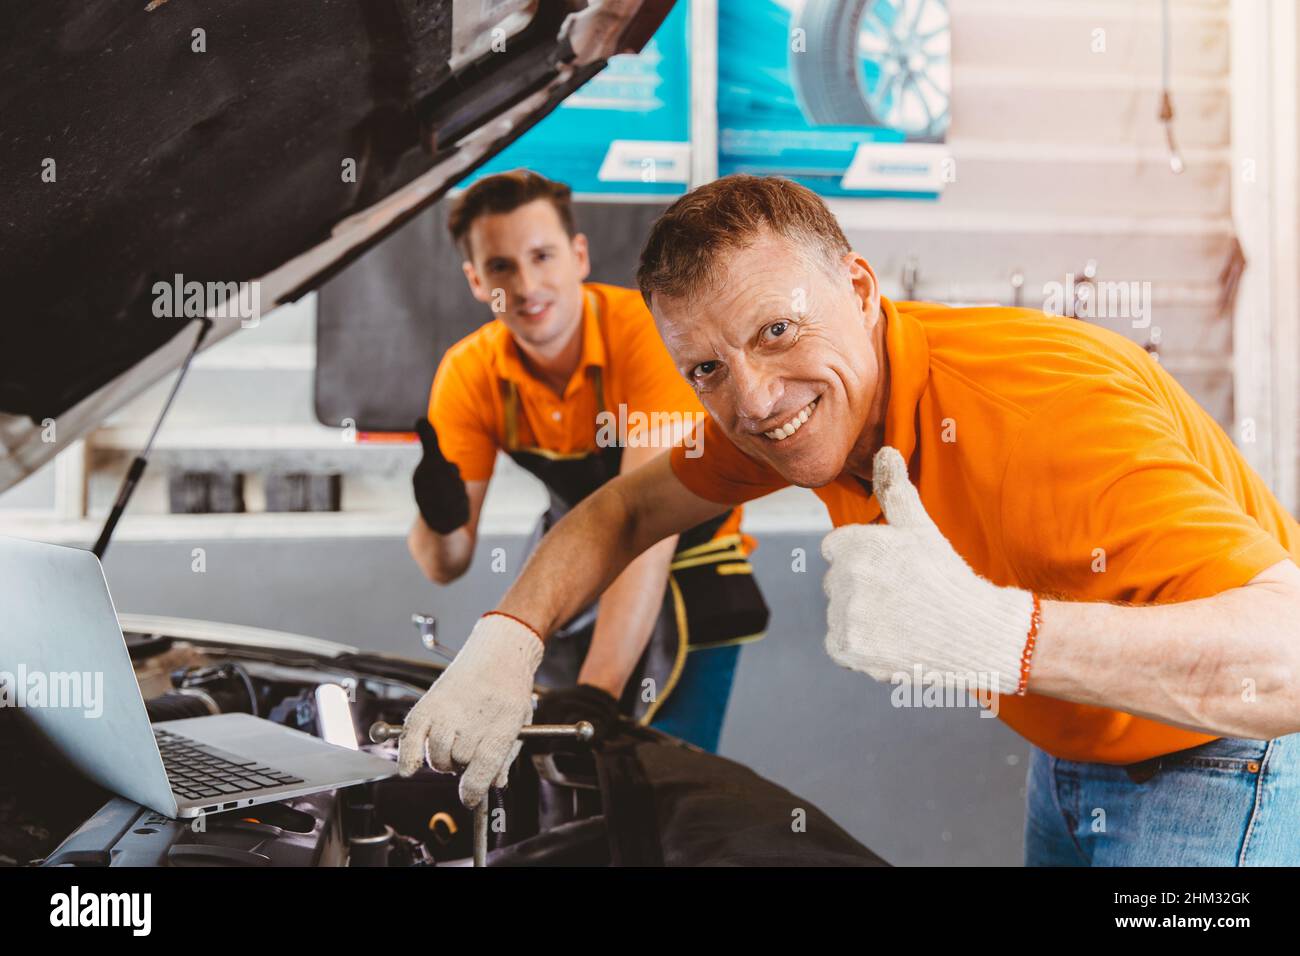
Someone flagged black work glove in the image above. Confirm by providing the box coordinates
[532,684,622,750]
[411,417,470,534]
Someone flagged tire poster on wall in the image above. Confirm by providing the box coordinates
[719,0,952,198]
[462,1,691,197]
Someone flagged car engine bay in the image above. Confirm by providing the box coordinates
[1,621,886,868]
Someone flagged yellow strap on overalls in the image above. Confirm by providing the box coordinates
[501,290,605,459]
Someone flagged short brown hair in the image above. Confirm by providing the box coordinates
[637,174,851,306]
[447,169,576,260]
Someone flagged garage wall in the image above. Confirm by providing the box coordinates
[861,0,1236,427]
[1228,0,1300,513]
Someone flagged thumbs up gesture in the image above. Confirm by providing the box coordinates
[412,417,471,535]
[820,446,1034,696]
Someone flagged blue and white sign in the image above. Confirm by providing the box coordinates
[718,0,952,198]
[464,1,691,196]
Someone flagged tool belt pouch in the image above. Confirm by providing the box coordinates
[669,536,769,650]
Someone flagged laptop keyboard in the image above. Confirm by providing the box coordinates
[154,728,305,802]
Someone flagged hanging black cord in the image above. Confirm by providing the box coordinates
[1159,0,1185,175]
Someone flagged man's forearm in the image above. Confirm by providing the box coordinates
[496,480,651,638]
[408,518,474,584]
[1030,561,1300,739]
[496,454,729,641]
[579,533,680,698]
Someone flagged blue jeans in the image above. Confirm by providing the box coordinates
[648,644,741,753]
[1025,733,1300,865]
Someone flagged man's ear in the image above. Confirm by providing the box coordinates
[846,252,881,326]
[571,232,591,282]
[462,260,492,305]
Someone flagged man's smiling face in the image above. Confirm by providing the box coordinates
[651,230,887,488]
[461,198,590,355]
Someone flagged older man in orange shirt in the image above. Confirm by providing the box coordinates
[398,174,1300,865]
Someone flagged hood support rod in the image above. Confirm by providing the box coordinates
[92,317,213,560]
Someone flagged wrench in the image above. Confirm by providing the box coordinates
[368,719,595,866]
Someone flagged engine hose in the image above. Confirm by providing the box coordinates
[144,691,219,723]
[173,661,260,717]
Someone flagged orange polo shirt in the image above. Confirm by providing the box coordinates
[671,296,1300,764]
[429,281,745,545]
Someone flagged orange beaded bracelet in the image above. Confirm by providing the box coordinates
[482,610,544,644]
[1015,593,1043,696]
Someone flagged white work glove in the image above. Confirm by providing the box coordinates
[397,612,544,808]
[821,446,1034,696]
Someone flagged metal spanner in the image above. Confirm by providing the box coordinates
[369,719,595,866]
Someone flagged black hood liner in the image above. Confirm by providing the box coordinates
[597,737,889,867]
[0,0,586,422]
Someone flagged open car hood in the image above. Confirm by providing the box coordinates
[0,0,673,494]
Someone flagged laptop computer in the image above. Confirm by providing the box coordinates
[0,535,395,819]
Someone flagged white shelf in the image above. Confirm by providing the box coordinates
[89,423,362,452]
[190,343,316,372]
